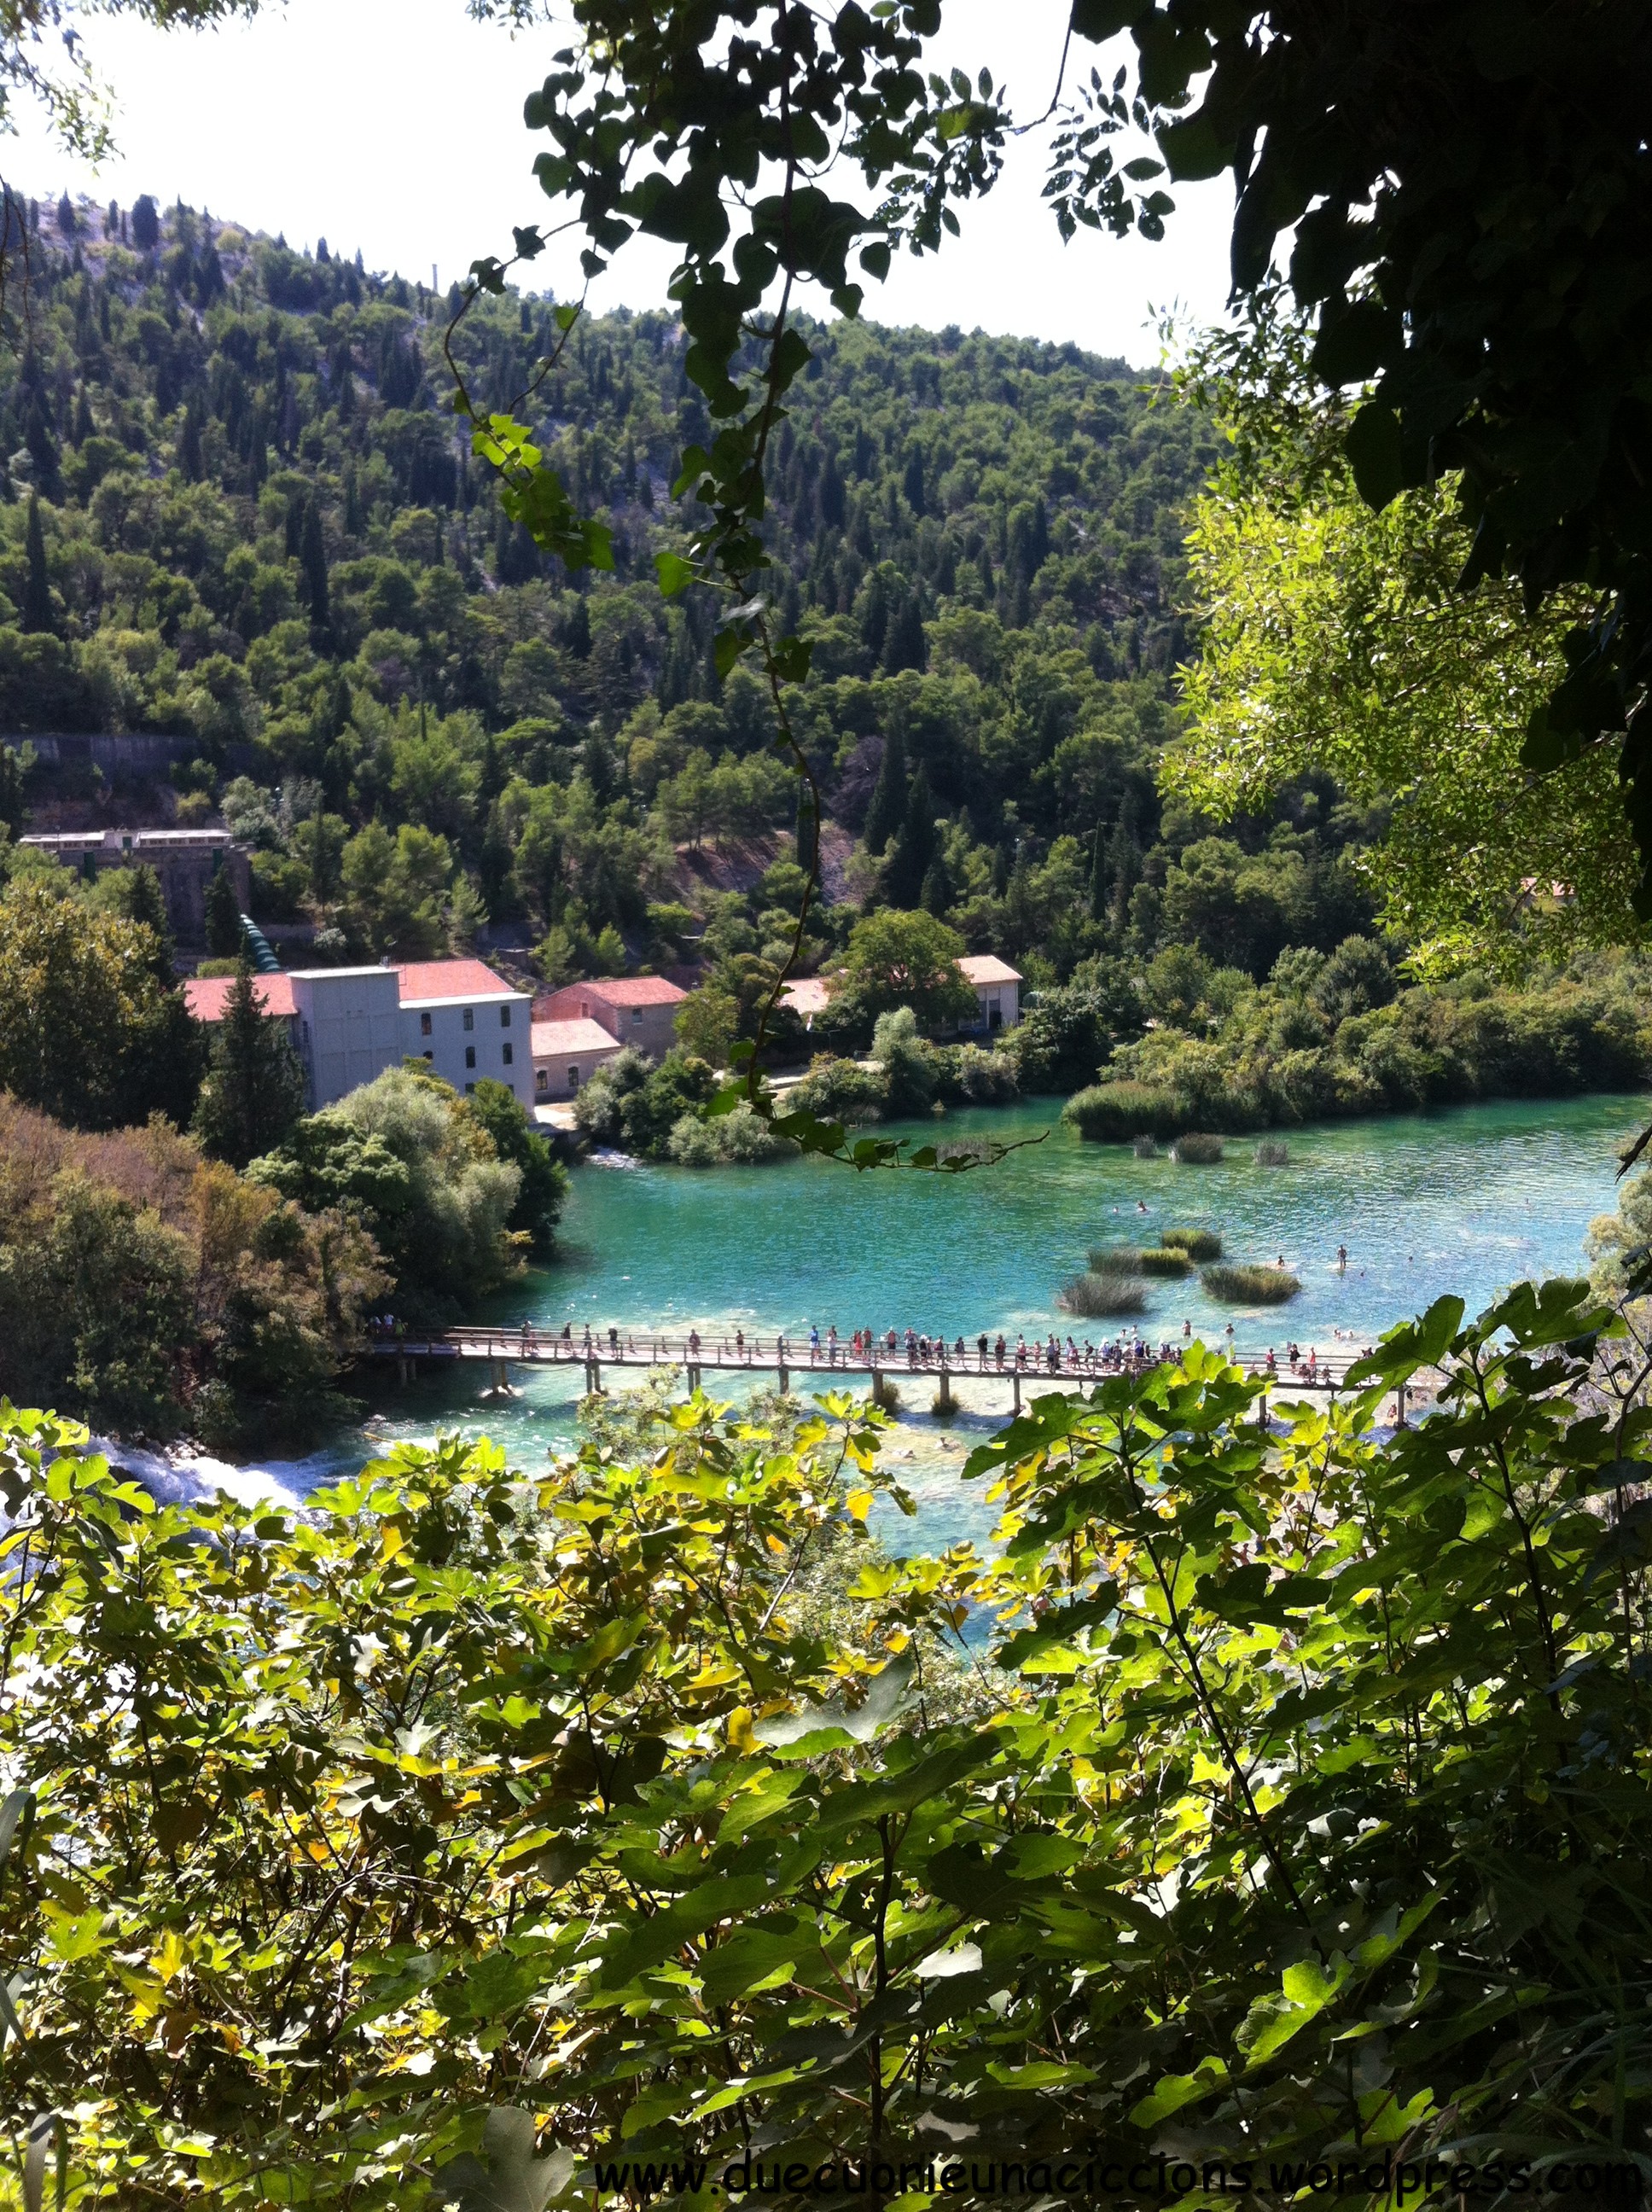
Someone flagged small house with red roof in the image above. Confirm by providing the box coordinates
[536,975,687,1065]
[185,958,531,1110]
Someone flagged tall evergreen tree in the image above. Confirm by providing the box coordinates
[794,773,819,879]
[131,194,159,252]
[1089,822,1108,923]
[204,864,244,958]
[191,960,305,1171]
[300,496,329,634]
[20,493,53,634]
[884,765,936,910]
[881,591,927,675]
[0,742,30,841]
[177,398,204,482]
[862,726,906,858]
[108,864,177,987]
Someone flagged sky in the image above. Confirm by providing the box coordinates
[0,0,1237,366]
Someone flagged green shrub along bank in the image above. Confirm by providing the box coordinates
[0,1060,566,1444]
[3,1280,1651,2203]
[1064,942,1652,1142]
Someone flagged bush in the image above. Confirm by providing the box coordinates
[1202,1262,1301,1303]
[1063,1081,1178,1142]
[1172,1132,1225,1163]
[1137,1247,1193,1278]
[1255,1138,1291,1165]
[952,1043,1021,1104]
[789,1053,888,1125]
[1132,1134,1160,1158]
[1059,1269,1148,1317]
[1163,1227,1223,1260]
[666,1103,789,1166]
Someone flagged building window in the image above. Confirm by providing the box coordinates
[568,1065,581,1091]
[423,1050,433,1062]
[465,1082,475,1095]
[631,1008,643,1025]
[500,1004,511,1027]
[465,1045,477,1069]
[536,1068,549,1094]
[420,1010,433,1037]
[506,1082,515,1095]
[502,1042,514,1067]
[462,1008,474,1032]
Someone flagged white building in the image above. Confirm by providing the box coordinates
[957,954,1021,1033]
[185,958,532,1110]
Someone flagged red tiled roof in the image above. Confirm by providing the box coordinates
[532,1017,623,1057]
[184,974,298,1022]
[584,975,687,1007]
[394,959,516,1002]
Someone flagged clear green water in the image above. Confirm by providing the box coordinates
[270,1093,1648,1548]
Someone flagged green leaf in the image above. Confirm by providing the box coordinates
[430,2108,578,2212]
[654,552,695,597]
[1345,400,1405,509]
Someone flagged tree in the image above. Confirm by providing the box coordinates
[190,959,305,1170]
[860,725,905,858]
[0,739,32,840]
[129,192,160,250]
[674,984,740,1069]
[883,763,936,910]
[20,491,53,634]
[0,878,203,1131]
[838,908,976,1029]
[300,493,329,634]
[465,1077,569,1257]
[204,862,244,958]
[1173,458,1616,970]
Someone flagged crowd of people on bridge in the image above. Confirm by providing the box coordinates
[372,1317,1367,1389]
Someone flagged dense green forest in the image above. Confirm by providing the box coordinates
[0,189,1392,1013]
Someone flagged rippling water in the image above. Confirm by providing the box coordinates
[253,1091,1648,1544]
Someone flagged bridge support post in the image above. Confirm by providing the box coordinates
[1395,1381,1408,1428]
[397,1355,411,1388]
[585,1358,602,1395]
[934,1367,955,1416]
[687,1363,700,1393]
[777,1360,788,1394]
[1012,1370,1021,1415]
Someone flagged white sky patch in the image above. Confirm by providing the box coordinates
[1,0,1236,362]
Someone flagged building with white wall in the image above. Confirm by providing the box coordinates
[186,958,531,1110]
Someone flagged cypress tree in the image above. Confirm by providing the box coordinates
[20,493,53,634]
[862,725,906,857]
[921,845,952,917]
[204,864,244,958]
[881,591,927,674]
[177,399,204,481]
[113,864,177,987]
[191,958,305,1171]
[885,765,936,910]
[131,194,159,252]
[0,742,28,841]
[794,773,819,878]
[1089,823,1108,922]
[300,496,329,633]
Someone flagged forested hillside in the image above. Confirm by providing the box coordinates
[0,189,1383,1012]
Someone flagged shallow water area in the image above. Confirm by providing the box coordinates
[257,1091,1648,1545]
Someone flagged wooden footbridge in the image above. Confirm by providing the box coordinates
[365,1326,1387,1417]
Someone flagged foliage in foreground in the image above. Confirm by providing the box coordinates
[5,1280,1652,2203]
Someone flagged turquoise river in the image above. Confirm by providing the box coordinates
[255,1092,1649,1550]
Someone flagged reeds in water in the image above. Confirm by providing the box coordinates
[1201,1262,1301,1304]
[1162,1227,1222,1261]
[1059,1270,1149,1318]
